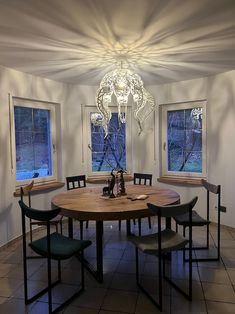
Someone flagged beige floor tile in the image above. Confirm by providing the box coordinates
[109,272,138,291]
[0,220,235,313]
[135,293,170,314]
[202,282,235,303]
[199,267,231,284]
[70,286,107,309]
[171,280,204,300]
[0,277,23,297]
[99,311,127,314]
[206,301,235,314]
[0,297,33,313]
[171,296,207,313]
[102,289,138,312]
[227,268,235,285]
[63,306,99,314]
[0,296,8,305]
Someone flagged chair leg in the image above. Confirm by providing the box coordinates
[58,260,61,282]
[118,220,121,231]
[158,254,162,311]
[183,224,220,262]
[135,248,163,311]
[206,224,209,249]
[217,218,221,260]
[183,226,186,261]
[22,231,28,303]
[135,247,139,285]
[30,221,33,243]
[80,221,84,240]
[138,219,141,236]
[47,255,52,313]
[148,217,152,229]
[86,220,89,229]
[60,220,63,235]
[80,251,85,290]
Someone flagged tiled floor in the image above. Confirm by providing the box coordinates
[0,219,235,313]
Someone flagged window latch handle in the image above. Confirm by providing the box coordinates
[163,142,166,151]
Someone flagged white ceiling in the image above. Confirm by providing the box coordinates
[0,0,235,85]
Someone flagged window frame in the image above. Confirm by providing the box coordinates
[84,106,132,177]
[11,97,59,187]
[160,100,207,178]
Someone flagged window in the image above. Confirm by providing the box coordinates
[161,101,206,178]
[85,107,131,176]
[12,97,58,184]
[90,112,126,172]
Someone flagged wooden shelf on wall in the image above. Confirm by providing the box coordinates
[14,181,65,197]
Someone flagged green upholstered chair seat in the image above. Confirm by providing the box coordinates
[174,210,210,227]
[30,232,92,260]
[129,229,188,255]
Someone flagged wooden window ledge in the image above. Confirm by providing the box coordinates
[14,181,65,197]
[157,176,203,186]
[87,174,133,184]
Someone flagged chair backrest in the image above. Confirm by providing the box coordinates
[20,180,34,207]
[66,175,86,190]
[147,197,198,218]
[19,200,61,222]
[133,173,152,186]
[201,179,221,218]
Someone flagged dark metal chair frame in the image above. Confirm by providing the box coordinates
[134,173,152,234]
[130,197,197,312]
[175,179,221,262]
[66,175,88,238]
[20,181,63,242]
[19,199,92,314]
[118,172,153,234]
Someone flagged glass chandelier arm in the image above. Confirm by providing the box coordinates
[134,88,156,135]
[96,87,112,137]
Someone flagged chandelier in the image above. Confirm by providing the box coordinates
[95,64,155,137]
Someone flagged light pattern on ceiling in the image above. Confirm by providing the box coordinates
[0,0,235,85]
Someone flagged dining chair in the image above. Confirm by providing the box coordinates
[66,175,88,238]
[19,199,92,314]
[128,197,198,312]
[174,179,221,262]
[20,181,63,242]
[119,173,153,235]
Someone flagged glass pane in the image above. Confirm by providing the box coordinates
[90,112,126,172]
[14,106,52,180]
[167,108,202,173]
[14,106,33,131]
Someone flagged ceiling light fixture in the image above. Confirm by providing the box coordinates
[95,61,156,137]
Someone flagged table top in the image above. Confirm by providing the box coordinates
[51,185,180,221]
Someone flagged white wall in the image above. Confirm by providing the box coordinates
[0,66,68,247]
[1,65,235,248]
[138,72,235,228]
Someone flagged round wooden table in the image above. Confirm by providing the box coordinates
[52,184,180,282]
